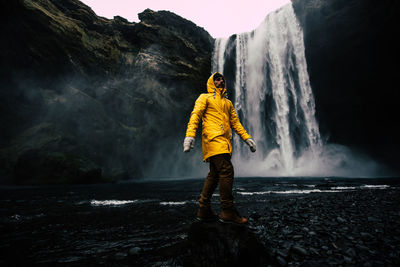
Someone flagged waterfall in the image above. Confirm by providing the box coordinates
[211,38,229,73]
[212,4,323,176]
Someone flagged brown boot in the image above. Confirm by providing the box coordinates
[196,206,218,222]
[219,208,248,224]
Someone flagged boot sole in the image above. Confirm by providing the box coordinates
[196,216,219,222]
[218,218,248,225]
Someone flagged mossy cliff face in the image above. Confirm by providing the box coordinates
[292,0,400,172]
[0,0,213,183]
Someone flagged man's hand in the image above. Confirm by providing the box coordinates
[183,137,195,152]
[245,138,256,152]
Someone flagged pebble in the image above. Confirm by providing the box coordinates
[345,248,356,257]
[291,245,308,256]
[276,249,288,258]
[276,256,287,266]
[343,256,352,263]
[367,216,379,222]
[114,252,128,260]
[336,216,346,223]
[250,211,261,220]
[129,247,141,255]
[309,247,320,256]
[360,232,373,239]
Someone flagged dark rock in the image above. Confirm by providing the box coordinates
[249,211,261,221]
[236,185,400,266]
[282,227,293,235]
[355,244,369,251]
[360,232,373,240]
[292,0,400,173]
[282,241,294,250]
[292,235,303,240]
[343,255,352,264]
[345,247,357,258]
[367,216,379,222]
[128,247,141,255]
[309,247,320,256]
[14,150,103,184]
[291,245,308,256]
[174,221,275,266]
[0,0,213,183]
[336,216,346,223]
[276,249,288,259]
[276,255,287,266]
[114,252,128,261]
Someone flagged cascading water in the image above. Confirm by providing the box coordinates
[212,4,323,176]
[211,38,229,74]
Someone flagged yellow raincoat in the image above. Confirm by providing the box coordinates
[185,72,252,161]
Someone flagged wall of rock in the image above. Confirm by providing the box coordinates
[292,0,400,173]
[0,0,213,183]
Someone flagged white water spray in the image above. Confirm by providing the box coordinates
[211,38,229,73]
[206,3,388,178]
[212,4,323,176]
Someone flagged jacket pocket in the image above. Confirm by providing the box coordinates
[203,125,223,143]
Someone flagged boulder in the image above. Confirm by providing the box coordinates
[165,221,275,266]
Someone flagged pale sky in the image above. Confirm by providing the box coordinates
[79,0,291,38]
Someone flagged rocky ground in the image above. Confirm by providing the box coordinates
[1,180,399,266]
[125,186,400,266]
[249,188,400,266]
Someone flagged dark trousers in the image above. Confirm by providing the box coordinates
[199,153,234,210]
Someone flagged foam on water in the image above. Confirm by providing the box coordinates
[237,184,393,195]
[89,199,154,206]
[361,185,390,189]
[159,201,187,206]
[238,189,340,195]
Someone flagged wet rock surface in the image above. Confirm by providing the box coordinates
[0,178,399,266]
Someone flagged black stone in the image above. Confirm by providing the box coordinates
[172,221,275,267]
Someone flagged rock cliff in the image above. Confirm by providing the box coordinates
[0,0,213,183]
[292,0,400,172]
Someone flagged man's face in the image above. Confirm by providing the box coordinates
[214,76,225,88]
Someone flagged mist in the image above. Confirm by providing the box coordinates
[232,143,392,178]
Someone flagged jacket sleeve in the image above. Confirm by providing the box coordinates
[185,94,207,137]
[229,101,252,141]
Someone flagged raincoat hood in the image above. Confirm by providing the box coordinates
[207,72,227,97]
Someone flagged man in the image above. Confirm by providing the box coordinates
[183,72,256,224]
